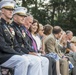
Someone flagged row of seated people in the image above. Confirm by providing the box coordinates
[40,24,76,75]
[0,0,76,75]
[0,0,55,75]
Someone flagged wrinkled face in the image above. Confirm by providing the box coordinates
[23,16,33,29]
[67,32,73,40]
[2,8,13,19]
[30,22,38,33]
[69,33,73,40]
[14,14,25,25]
[38,26,44,36]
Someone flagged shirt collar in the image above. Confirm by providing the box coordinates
[12,21,22,28]
[1,18,11,25]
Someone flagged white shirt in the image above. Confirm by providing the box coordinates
[32,34,42,50]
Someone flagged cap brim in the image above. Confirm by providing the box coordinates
[16,13,27,17]
[2,6,14,10]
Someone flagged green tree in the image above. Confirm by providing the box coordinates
[22,0,76,35]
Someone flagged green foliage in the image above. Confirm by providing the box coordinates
[22,0,76,35]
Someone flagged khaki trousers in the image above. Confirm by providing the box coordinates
[60,58,69,75]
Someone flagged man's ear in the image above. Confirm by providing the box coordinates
[13,14,17,20]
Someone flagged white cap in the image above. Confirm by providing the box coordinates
[13,7,27,16]
[0,0,15,9]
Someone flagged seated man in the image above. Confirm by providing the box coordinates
[0,1,43,75]
[12,7,49,75]
[44,26,69,75]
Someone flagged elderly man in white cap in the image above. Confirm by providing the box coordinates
[12,7,49,75]
[0,0,43,75]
